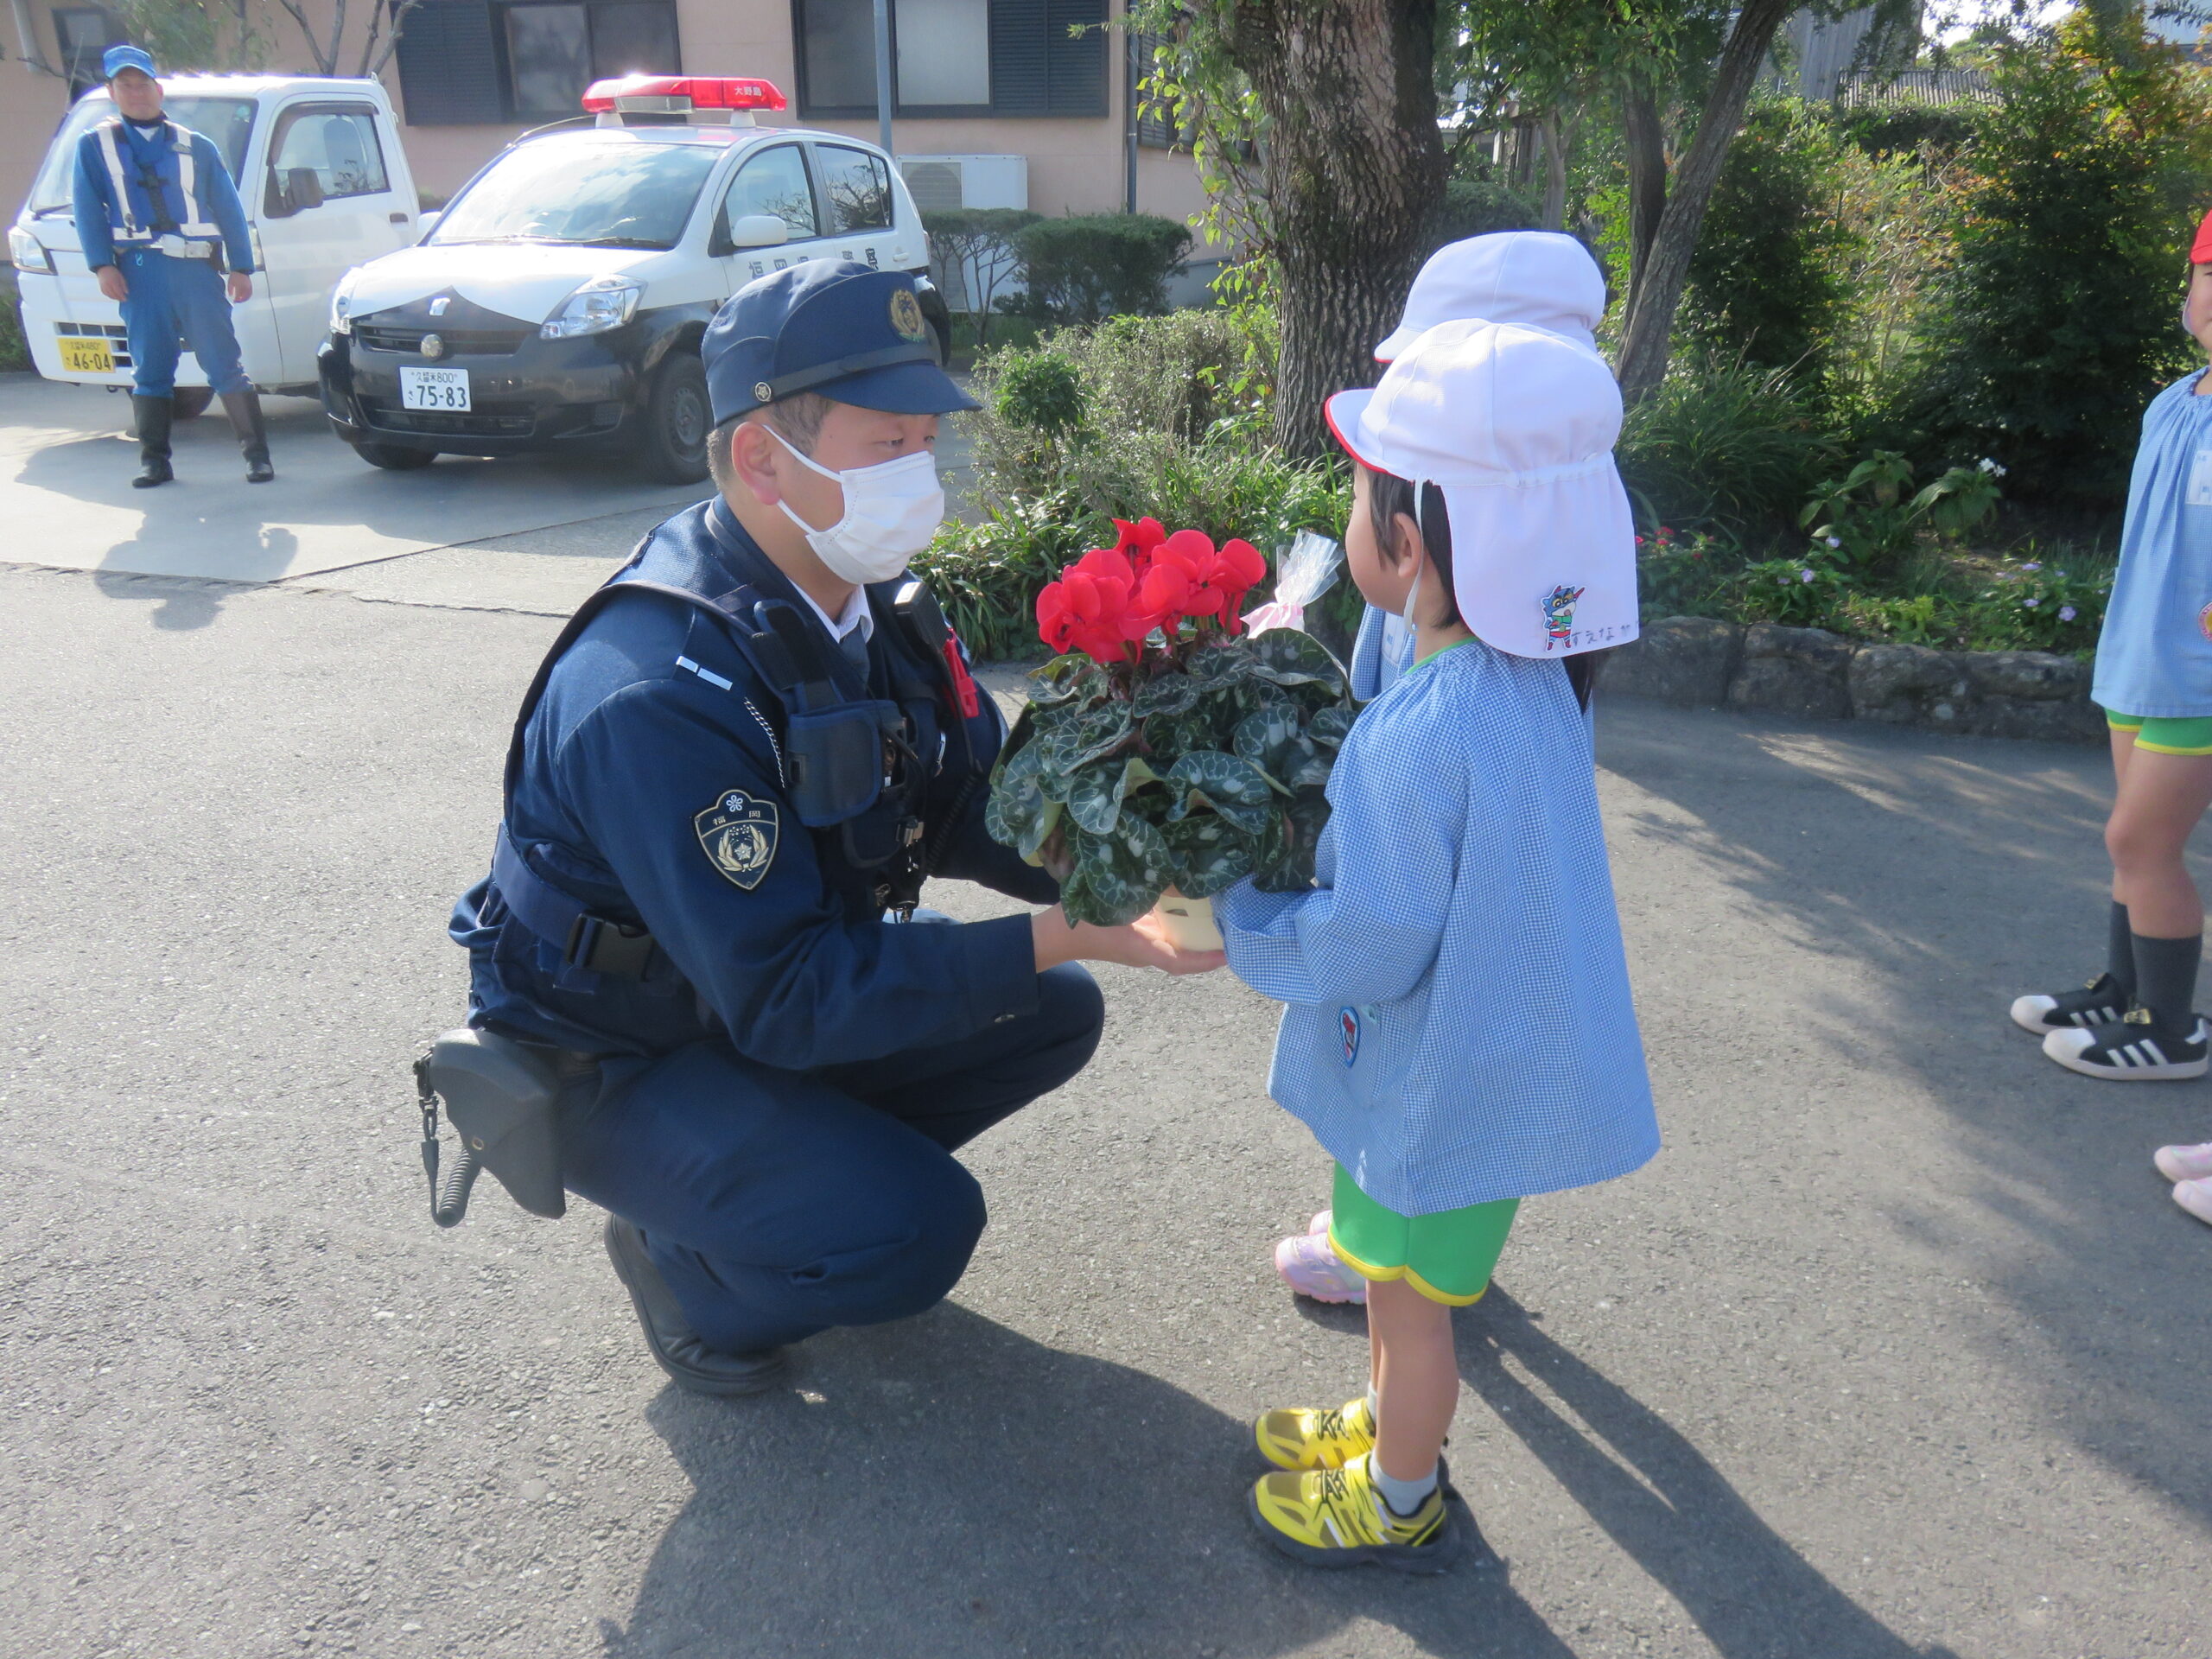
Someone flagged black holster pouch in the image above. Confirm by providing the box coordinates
[416,1028,581,1227]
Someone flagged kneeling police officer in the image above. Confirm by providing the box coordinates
[446,261,1219,1394]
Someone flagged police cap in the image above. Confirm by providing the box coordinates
[702,259,978,426]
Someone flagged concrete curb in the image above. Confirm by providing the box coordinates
[1600,616,2104,743]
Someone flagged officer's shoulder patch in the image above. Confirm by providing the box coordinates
[695,788,779,891]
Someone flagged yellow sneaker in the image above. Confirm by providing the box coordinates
[1254,1395,1377,1471]
[1247,1452,1463,1573]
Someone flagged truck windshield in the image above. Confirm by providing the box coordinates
[27,96,257,216]
[429,142,718,251]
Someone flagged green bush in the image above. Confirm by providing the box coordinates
[1005,213,1192,326]
[0,285,28,374]
[1616,358,1840,537]
[1680,103,1859,386]
[1421,176,1545,257]
[1834,103,1981,159]
[1907,16,2208,507]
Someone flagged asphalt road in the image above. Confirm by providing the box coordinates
[3,496,2209,1657]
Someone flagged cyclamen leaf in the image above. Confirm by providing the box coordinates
[1160,814,1255,898]
[1060,820,1173,926]
[1307,706,1355,750]
[1038,702,1135,772]
[1166,750,1274,810]
[1232,705,1303,785]
[1245,628,1347,692]
[1028,655,1108,707]
[1066,757,1160,836]
[1132,671,1202,717]
[984,741,1046,849]
[1020,798,1063,863]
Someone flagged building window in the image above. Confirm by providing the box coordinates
[794,0,1103,119]
[394,0,679,125]
[1130,29,1186,150]
[264,105,391,213]
[53,6,115,99]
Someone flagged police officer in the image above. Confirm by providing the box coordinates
[449,260,1220,1395]
[71,44,271,488]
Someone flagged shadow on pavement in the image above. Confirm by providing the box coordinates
[1593,699,2212,1536]
[598,1301,1579,1659]
[1457,1289,1957,1659]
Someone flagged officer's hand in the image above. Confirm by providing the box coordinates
[95,265,128,303]
[226,272,252,304]
[1032,908,1226,976]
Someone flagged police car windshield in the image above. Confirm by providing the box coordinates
[29,95,257,215]
[429,141,718,251]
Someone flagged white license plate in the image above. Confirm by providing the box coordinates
[400,366,471,411]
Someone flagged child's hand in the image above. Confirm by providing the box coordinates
[1032,908,1226,976]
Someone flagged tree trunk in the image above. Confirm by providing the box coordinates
[1620,73,1666,310]
[1538,110,1567,232]
[1217,0,1446,458]
[1615,0,1793,405]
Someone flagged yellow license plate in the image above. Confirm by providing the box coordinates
[58,336,115,373]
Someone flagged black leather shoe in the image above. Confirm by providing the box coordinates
[602,1216,787,1395]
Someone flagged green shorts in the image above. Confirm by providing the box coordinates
[2105,711,2212,756]
[1327,1165,1520,1306]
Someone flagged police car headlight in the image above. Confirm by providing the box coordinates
[328,270,359,335]
[542,275,642,340]
[9,226,54,275]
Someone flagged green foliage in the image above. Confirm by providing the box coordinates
[1421,176,1544,258]
[1907,14,2209,506]
[1722,557,1855,628]
[1834,103,1982,159]
[1680,103,1859,386]
[921,207,1040,349]
[1617,358,1841,537]
[1004,214,1194,327]
[0,280,29,375]
[986,630,1356,925]
[993,351,1087,440]
[113,0,268,70]
[909,492,1098,661]
[1800,451,2002,577]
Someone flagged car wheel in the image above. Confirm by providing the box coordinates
[351,441,436,471]
[636,352,710,485]
[170,387,213,420]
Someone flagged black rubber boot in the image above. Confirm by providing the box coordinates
[220,389,274,482]
[130,394,174,487]
[602,1216,787,1396]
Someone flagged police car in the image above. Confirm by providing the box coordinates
[317,75,947,482]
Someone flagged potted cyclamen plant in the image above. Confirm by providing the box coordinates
[985,518,1357,947]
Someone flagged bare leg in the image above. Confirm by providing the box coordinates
[2106,747,2212,938]
[2111,726,2138,905]
[1366,1277,1458,1482]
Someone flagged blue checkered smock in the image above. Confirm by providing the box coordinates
[1216,639,1659,1215]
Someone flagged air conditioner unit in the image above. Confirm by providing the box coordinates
[897,154,1028,213]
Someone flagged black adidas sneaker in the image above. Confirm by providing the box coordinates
[2042,1007,2209,1081]
[2011,973,2131,1035]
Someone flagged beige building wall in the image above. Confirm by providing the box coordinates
[3,0,1217,257]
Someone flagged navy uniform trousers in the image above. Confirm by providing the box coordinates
[117,245,250,397]
[560,961,1103,1354]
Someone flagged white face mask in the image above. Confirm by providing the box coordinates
[769,427,945,585]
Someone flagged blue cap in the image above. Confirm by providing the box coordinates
[702,259,976,426]
[103,43,158,79]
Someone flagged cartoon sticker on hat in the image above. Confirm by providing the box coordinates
[2200,600,2212,643]
[1542,585,1586,651]
[889,289,929,344]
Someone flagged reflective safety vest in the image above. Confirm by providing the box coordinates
[92,118,221,245]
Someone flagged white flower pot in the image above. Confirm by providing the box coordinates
[1150,887,1224,952]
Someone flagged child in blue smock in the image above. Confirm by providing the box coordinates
[1217,319,1659,1572]
[2013,209,2212,1116]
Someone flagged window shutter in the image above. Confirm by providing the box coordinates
[988,0,1050,116]
[394,0,505,126]
[1045,0,1105,116]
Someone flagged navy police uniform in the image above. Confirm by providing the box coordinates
[70,44,270,486]
[449,262,1101,1373]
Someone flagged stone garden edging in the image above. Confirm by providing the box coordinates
[1599,616,2104,743]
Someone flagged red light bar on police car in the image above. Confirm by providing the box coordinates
[581,75,787,114]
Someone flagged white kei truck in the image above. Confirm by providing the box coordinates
[9,75,421,413]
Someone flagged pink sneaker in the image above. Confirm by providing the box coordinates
[1274,1219,1368,1304]
[2173,1179,2212,1225]
[2155,1142,2212,1183]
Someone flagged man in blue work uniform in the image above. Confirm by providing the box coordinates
[450,260,1218,1395]
[72,44,272,488]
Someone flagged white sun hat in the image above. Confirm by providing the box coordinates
[1375,231,1607,362]
[1325,317,1638,661]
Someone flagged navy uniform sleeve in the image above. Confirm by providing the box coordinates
[194,135,255,273]
[554,677,1044,1071]
[73,134,118,271]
